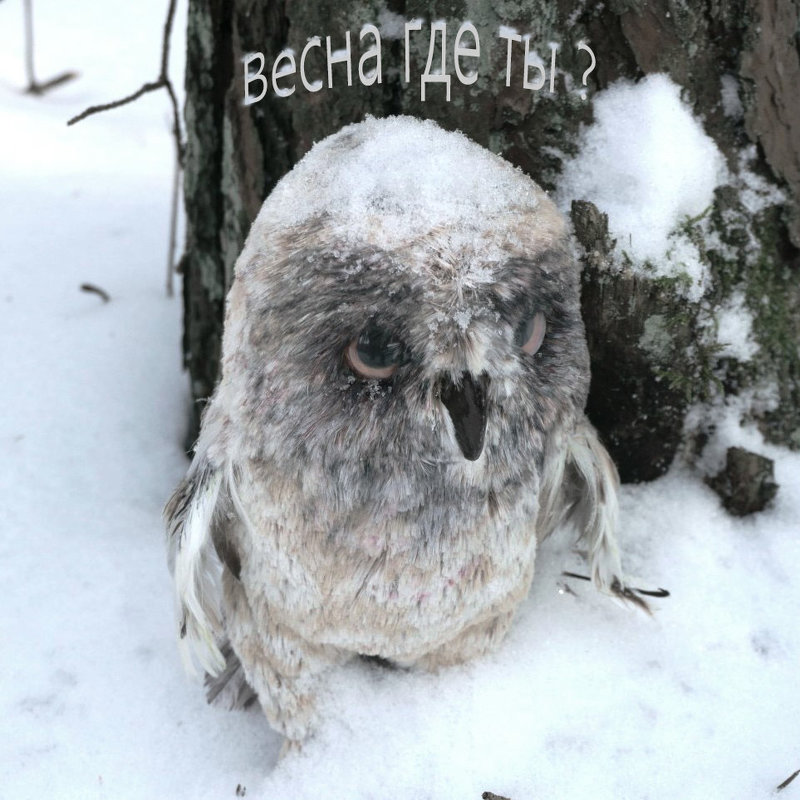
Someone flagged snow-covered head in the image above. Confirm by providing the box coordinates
[207,115,589,522]
[260,115,564,256]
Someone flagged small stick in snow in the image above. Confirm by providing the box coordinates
[26,71,78,95]
[23,0,77,96]
[777,768,800,792]
[482,793,512,800]
[80,283,111,303]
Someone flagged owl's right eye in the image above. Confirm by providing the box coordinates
[514,311,547,356]
[345,323,404,380]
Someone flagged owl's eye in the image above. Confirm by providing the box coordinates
[345,323,404,379]
[514,311,547,355]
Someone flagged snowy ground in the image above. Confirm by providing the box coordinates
[2,4,799,799]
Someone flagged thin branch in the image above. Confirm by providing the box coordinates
[23,0,35,88]
[164,78,186,165]
[159,0,178,81]
[166,155,181,297]
[27,71,78,95]
[67,80,165,126]
[159,0,185,165]
[66,0,184,166]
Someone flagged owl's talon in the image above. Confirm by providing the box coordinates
[610,578,653,615]
[634,586,670,598]
[561,571,669,613]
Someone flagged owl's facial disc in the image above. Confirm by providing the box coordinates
[438,372,490,461]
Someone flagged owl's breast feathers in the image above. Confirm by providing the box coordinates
[226,451,542,659]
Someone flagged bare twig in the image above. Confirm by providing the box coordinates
[27,72,78,94]
[80,283,111,303]
[23,0,35,87]
[159,0,177,81]
[164,78,185,164]
[67,0,185,294]
[67,80,166,126]
[23,0,77,95]
[166,149,181,297]
[161,0,185,297]
[67,0,184,161]
[67,0,184,164]
[777,768,800,792]
[482,793,512,800]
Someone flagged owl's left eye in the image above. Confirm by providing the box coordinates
[345,323,405,379]
[514,311,547,355]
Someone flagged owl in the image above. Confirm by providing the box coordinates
[166,115,633,745]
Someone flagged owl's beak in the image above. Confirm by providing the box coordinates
[438,372,489,461]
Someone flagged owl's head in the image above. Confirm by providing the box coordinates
[212,116,589,501]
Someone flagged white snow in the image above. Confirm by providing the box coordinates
[715,291,759,361]
[687,391,781,478]
[261,115,543,258]
[2,7,800,800]
[557,74,728,300]
[498,24,520,38]
[720,73,744,119]
[737,144,788,215]
[376,7,408,41]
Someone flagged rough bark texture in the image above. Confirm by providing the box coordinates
[181,0,800,480]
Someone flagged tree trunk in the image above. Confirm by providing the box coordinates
[181,0,800,482]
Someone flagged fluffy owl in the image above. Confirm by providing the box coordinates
[166,115,631,744]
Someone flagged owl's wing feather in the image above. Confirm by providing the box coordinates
[164,457,228,678]
[538,419,624,595]
[564,420,624,592]
[204,642,258,709]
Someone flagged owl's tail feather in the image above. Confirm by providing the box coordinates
[164,459,228,679]
[539,419,646,609]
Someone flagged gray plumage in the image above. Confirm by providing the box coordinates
[165,116,628,745]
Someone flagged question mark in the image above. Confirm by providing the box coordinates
[577,41,596,99]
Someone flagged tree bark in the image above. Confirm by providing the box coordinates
[181,0,800,481]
